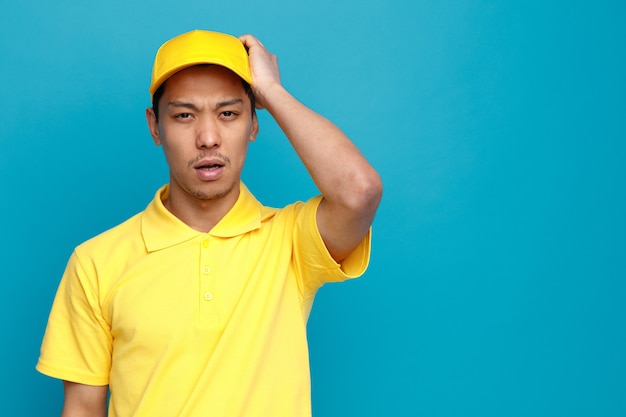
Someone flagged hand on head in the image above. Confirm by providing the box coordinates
[238,34,282,110]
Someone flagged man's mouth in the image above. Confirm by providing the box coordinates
[196,163,224,171]
[193,158,227,181]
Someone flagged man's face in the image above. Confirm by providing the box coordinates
[146,65,258,208]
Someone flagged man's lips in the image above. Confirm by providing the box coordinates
[195,163,224,170]
[193,158,226,170]
[193,158,226,180]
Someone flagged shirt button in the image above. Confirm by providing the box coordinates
[204,292,213,301]
[202,266,211,274]
[202,239,209,248]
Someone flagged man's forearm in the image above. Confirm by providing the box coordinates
[263,84,381,211]
[263,85,382,260]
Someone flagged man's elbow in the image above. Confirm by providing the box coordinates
[346,169,383,216]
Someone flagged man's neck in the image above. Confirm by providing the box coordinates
[163,184,240,233]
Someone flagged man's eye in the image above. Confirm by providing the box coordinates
[175,113,192,119]
[221,111,237,118]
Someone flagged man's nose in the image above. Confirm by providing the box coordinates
[196,117,221,149]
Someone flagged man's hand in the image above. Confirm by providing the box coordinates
[238,34,282,110]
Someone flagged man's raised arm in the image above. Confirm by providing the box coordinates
[239,34,383,262]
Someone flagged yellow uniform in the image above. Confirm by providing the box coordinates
[37,183,370,417]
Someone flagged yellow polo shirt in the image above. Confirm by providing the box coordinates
[37,183,370,417]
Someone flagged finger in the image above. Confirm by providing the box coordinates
[238,34,264,49]
[238,34,256,46]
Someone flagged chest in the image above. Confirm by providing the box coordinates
[103,232,302,351]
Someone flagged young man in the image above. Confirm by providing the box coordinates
[37,30,382,417]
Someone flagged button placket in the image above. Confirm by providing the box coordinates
[199,237,218,324]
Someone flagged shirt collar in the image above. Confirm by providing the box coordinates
[142,182,266,252]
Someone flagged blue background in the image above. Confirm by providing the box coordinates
[2,1,625,416]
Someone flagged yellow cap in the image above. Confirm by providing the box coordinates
[149,30,252,100]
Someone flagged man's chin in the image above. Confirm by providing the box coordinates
[192,182,237,201]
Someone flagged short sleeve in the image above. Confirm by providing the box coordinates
[293,196,372,299]
[36,250,112,385]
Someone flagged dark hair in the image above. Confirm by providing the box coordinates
[151,65,256,123]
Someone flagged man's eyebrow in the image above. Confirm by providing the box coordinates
[167,101,200,111]
[167,98,244,111]
[215,98,244,109]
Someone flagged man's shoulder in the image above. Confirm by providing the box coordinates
[256,196,322,230]
[75,211,145,256]
[260,195,322,216]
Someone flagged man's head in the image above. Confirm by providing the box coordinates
[145,30,259,214]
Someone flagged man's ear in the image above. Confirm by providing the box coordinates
[249,114,259,142]
[146,107,162,146]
